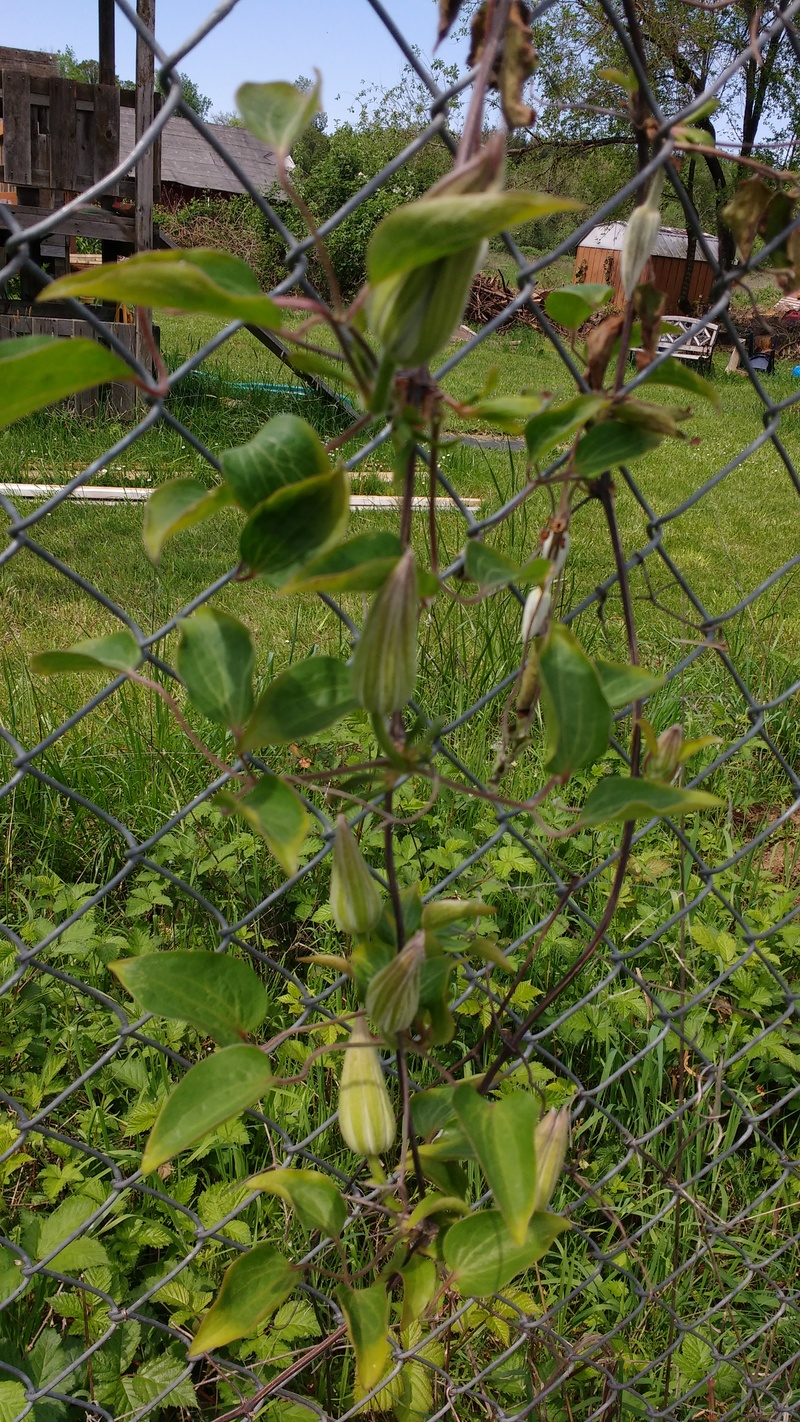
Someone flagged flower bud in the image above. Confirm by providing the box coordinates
[533,1106,569,1212]
[645,723,684,781]
[369,243,486,367]
[521,586,551,643]
[620,170,665,301]
[338,1017,396,1158]
[352,548,418,715]
[365,930,426,1038]
[330,815,382,938]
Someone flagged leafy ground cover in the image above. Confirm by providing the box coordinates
[1,311,800,1417]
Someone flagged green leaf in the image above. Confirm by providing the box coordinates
[525,394,609,465]
[240,656,356,750]
[594,659,665,709]
[335,1282,391,1391]
[121,1356,195,1411]
[0,335,135,429]
[422,898,496,930]
[110,950,268,1046]
[36,1195,109,1273]
[638,356,720,410]
[141,1044,274,1172]
[444,1209,569,1295]
[453,1087,538,1245]
[463,542,550,592]
[41,249,281,326]
[400,1257,438,1332]
[31,630,141,677]
[410,1084,459,1139]
[177,607,254,728]
[574,420,662,479]
[248,1168,346,1237]
[545,284,612,330]
[580,775,722,827]
[289,349,358,388]
[0,1384,28,1422]
[368,192,583,284]
[237,77,321,155]
[218,773,309,876]
[538,623,611,776]
[240,467,350,577]
[280,532,402,595]
[462,393,546,434]
[597,67,638,94]
[221,415,330,512]
[188,1243,295,1357]
[143,479,234,561]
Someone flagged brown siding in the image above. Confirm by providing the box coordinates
[574,244,713,312]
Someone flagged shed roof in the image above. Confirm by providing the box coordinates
[578,221,718,261]
[120,109,290,195]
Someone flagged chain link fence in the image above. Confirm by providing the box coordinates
[2,0,800,1417]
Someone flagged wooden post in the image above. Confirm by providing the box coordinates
[134,0,154,257]
[134,0,155,373]
[98,0,115,87]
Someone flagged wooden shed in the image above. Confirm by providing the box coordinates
[574,222,718,310]
[119,109,285,208]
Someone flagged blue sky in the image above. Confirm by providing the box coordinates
[4,0,463,125]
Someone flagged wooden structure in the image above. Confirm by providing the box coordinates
[119,109,283,207]
[0,4,157,413]
[574,222,718,311]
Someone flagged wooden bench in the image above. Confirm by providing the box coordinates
[639,315,720,374]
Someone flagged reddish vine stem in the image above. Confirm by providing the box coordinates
[213,1325,347,1422]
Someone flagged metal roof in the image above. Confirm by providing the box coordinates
[119,109,290,195]
[577,221,718,261]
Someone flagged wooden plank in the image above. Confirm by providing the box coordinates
[0,203,135,243]
[0,49,58,77]
[0,484,483,511]
[93,84,120,189]
[49,77,77,191]
[99,0,116,88]
[1,70,32,185]
[135,0,155,254]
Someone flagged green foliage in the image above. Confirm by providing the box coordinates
[42,250,282,326]
[538,623,612,775]
[177,608,255,728]
[31,631,141,677]
[237,77,322,157]
[142,1046,275,1172]
[218,774,309,875]
[188,1243,296,1355]
[0,337,135,428]
[111,951,269,1045]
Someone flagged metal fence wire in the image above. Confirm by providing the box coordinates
[2,1,800,1418]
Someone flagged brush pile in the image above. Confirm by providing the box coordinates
[464,271,545,329]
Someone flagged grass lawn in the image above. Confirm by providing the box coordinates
[1,306,800,1415]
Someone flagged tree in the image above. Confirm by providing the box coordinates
[527,0,800,267]
[56,48,210,118]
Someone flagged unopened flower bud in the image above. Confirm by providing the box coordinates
[620,170,665,301]
[366,930,426,1038]
[369,243,486,367]
[330,816,382,938]
[521,586,551,643]
[352,548,418,714]
[540,530,571,577]
[533,1106,570,1212]
[338,1017,396,1158]
[645,723,684,781]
